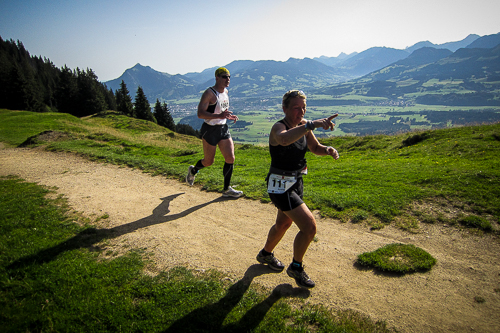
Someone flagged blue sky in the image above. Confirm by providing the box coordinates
[1,0,499,82]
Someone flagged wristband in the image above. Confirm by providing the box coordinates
[306,120,315,131]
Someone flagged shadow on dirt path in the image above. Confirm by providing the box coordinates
[8,193,231,269]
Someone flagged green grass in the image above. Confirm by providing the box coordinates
[1,109,499,232]
[1,108,497,331]
[311,124,500,226]
[0,176,393,332]
[357,243,437,273]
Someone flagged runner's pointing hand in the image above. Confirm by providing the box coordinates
[311,113,338,131]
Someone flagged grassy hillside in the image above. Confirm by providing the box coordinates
[1,109,499,232]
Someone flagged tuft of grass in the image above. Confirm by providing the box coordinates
[394,214,420,233]
[370,222,386,231]
[351,209,369,223]
[458,215,493,232]
[357,243,437,273]
[474,296,486,303]
[419,213,438,224]
[401,131,431,147]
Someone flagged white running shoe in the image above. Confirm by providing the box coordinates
[222,186,243,198]
[186,165,196,186]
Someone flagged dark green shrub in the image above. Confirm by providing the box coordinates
[458,215,492,232]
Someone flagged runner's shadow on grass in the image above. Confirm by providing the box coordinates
[8,193,229,269]
[163,264,310,333]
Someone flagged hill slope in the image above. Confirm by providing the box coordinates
[105,64,200,101]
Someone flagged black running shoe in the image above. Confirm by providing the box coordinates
[256,250,285,271]
[286,264,315,288]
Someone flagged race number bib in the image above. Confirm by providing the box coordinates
[267,174,297,194]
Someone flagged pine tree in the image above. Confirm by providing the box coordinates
[162,101,176,131]
[153,99,175,130]
[0,38,11,107]
[4,64,27,110]
[74,68,106,117]
[56,65,78,114]
[153,99,163,124]
[175,123,200,138]
[134,86,155,122]
[0,38,44,112]
[0,37,112,115]
[7,62,44,112]
[34,56,58,110]
[116,80,134,117]
[103,86,117,111]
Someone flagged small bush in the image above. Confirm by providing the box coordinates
[175,149,198,156]
[357,243,437,273]
[402,132,430,147]
[458,215,492,232]
[474,296,486,303]
[395,215,419,233]
[352,209,369,223]
[419,213,437,224]
[370,222,385,230]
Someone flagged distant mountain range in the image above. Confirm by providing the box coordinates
[104,32,500,104]
[315,43,500,106]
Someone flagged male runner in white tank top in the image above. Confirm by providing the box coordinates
[185,67,243,198]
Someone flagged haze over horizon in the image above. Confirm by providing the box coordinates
[1,0,499,82]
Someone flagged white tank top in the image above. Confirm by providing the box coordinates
[204,87,229,126]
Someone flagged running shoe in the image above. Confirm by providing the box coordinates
[186,165,196,186]
[222,186,243,198]
[256,250,285,271]
[286,264,315,288]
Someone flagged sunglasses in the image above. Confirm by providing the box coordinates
[219,75,230,79]
[283,90,305,101]
[285,90,304,98]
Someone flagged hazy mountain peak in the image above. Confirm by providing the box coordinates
[132,63,149,69]
[466,32,500,49]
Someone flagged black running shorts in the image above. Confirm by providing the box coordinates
[268,177,304,212]
[200,123,231,146]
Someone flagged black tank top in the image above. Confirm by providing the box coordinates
[269,120,307,171]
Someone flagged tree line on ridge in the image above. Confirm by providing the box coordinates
[0,37,199,137]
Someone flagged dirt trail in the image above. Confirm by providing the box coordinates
[1,145,499,333]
